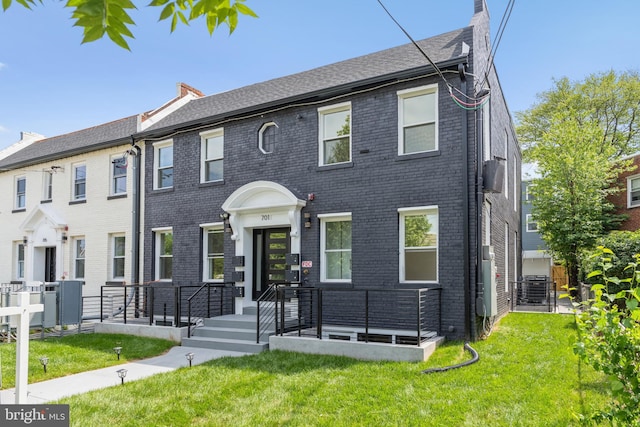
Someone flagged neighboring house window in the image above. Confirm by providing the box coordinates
[154,228,173,280]
[154,140,173,189]
[318,102,351,166]
[525,184,535,201]
[112,235,126,279]
[74,238,86,279]
[73,164,86,200]
[43,172,53,202]
[258,122,277,154]
[111,156,127,195]
[16,243,25,280]
[203,226,224,281]
[15,176,26,209]
[399,207,438,282]
[526,214,538,232]
[319,213,352,282]
[200,129,224,183]
[398,85,438,155]
[628,175,640,208]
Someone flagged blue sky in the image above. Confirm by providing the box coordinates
[1,0,639,150]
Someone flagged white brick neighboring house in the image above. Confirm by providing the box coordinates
[0,83,203,297]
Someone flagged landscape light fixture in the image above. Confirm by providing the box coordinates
[39,357,49,374]
[185,352,195,367]
[116,369,127,385]
[113,346,122,360]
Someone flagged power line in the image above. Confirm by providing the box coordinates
[478,0,515,90]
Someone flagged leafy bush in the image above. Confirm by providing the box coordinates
[581,231,640,293]
[572,247,640,426]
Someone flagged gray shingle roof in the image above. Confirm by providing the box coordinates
[0,116,138,169]
[145,28,469,133]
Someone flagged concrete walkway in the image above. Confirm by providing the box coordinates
[0,346,248,404]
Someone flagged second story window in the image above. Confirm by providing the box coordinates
[200,129,224,183]
[15,176,26,210]
[72,164,86,200]
[42,172,53,202]
[318,102,351,166]
[111,156,127,195]
[259,122,278,154]
[526,214,538,232]
[154,140,173,190]
[398,85,438,155]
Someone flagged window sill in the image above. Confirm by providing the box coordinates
[40,199,52,204]
[150,188,174,195]
[396,150,440,161]
[69,199,87,205]
[316,282,353,289]
[316,162,354,172]
[199,180,225,188]
[107,194,127,200]
[12,208,26,213]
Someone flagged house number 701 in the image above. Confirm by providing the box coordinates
[261,214,272,221]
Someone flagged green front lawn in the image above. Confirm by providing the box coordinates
[0,333,175,389]
[62,313,609,426]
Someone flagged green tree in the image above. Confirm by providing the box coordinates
[2,0,257,50]
[526,110,631,294]
[517,71,640,160]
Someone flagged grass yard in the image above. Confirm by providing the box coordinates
[62,313,609,426]
[0,333,175,389]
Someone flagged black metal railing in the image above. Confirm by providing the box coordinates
[100,282,237,327]
[260,286,441,346]
[256,284,279,343]
[187,282,235,337]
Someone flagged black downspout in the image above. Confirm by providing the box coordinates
[459,63,472,342]
[474,96,485,343]
[130,139,142,317]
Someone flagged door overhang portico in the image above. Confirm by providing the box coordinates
[222,181,306,310]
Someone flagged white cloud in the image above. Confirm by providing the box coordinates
[0,63,6,70]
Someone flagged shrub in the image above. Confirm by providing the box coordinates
[572,247,640,426]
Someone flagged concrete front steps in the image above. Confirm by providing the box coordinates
[181,306,273,354]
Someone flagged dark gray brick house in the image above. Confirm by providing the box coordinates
[136,0,520,343]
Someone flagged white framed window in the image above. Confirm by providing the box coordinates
[15,176,26,209]
[525,183,535,202]
[72,163,86,200]
[504,132,509,200]
[319,213,352,282]
[200,129,224,183]
[111,235,126,279]
[482,86,491,161]
[16,242,25,280]
[513,155,518,212]
[153,140,173,190]
[258,122,278,154]
[154,228,173,280]
[202,224,224,281]
[526,214,538,232]
[42,171,53,202]
[628,175,640,208]
[399,207,438,283]
[111,155,127,195]
[398,85,438,155]
[73,238,86,279]
[505,222,509,292]
[484,201,492,245]
[318,102,351,166]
